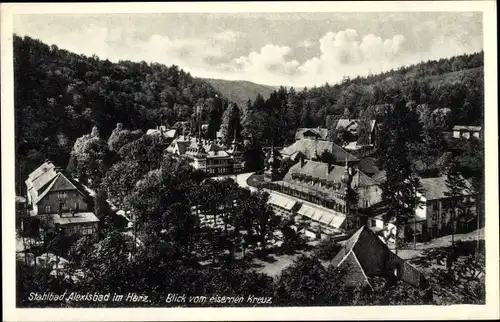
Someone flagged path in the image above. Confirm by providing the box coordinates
[211,172,257,192]
[397,228,484,261]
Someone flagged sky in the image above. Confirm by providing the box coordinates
[13,12,483,87]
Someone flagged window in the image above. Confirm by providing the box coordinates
[80,224,95,236]
[58,191,68,199]
[62,203,68,211]
[75,202,80,211]
[45,205,51,213]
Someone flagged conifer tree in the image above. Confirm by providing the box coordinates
[379,98,423,254]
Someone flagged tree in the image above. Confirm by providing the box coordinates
[66,126,110,189]
[313,238,342,261]
[428,249,485,304]
[102,160,143,211]
[118,134,166,171]
[93,189,115,235]
[379,99,423,254]
[274,256,328,305]
[219,103,242,145]
[107,123,143,152]
[444,161,469,245]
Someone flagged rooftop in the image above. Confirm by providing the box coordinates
[295,127,329,140]
[280,138,359,162]
[420,175,474,200]
[49,212,100,225]
[452,125,482,131]
[331,226,427,288]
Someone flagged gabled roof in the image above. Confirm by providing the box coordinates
[452,125,482,131]
[336,119,360,131]
[28,161,55,181]
[371,170,387,183]
[34,172,84,204]
[420,175,474,200]
[331,226,427,288]
[283,159,375,188]
[280,138,359,162]
[295,127,329,140]
[357,157,381,176]
[352,170,378,188]
[336,119,377,133]
[146,128,177,138]
[26,164,58,193]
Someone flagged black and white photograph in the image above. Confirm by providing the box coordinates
[2,2,498,321]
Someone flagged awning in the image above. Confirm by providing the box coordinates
[267,194,297,211]
[296,204,346,229]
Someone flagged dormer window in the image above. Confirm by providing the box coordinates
[58,191,68,199]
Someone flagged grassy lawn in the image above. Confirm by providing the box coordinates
[246,173,266,188]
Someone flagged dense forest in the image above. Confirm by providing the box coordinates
[14,34,484,188]
[14,35,229,190]
[238,52,483,148]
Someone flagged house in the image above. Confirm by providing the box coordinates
[25,161,99,240]
[416,175,477,240]
[280,138,359,165]
[335,119,377,145]
[166,134,245,175]
[452,125,482,139]
[366,175,476,242]
[146,125,177,140]
[265,158,382,237]
[330,226,428,290]
[295,127,329,141]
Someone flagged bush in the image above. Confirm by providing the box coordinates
[313,238,342,261]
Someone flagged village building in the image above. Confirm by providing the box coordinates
[280,137,359,165]
[366,174,477,242]
[330,226,429,290]
[24,161,99,240]
[452,125,482,139]
[166,132,245,175]
[295,127,329,141]
[145,125,177,141]
[335,118,378,146]
[265,154,381,238]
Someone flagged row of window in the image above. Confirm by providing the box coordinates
[44,202,80,214]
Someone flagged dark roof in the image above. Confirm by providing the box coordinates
[420,175,474,200]
[371,170,386,183]
[281,138,359,162]
[283,159,376,188]
[295,127,329,140]
[357,157,380,176]
[34,172,88,204]
[452,125,482,131]
[330,226,427,288]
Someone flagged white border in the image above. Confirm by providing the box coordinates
[2,1,498,321]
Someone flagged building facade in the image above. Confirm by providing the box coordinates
[452,125,482,139]
[366,175,477,242]
[25,161,99,240]
[166,134,245,175]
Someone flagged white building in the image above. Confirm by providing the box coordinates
[367,175,477,242]
[452,125,482,139]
